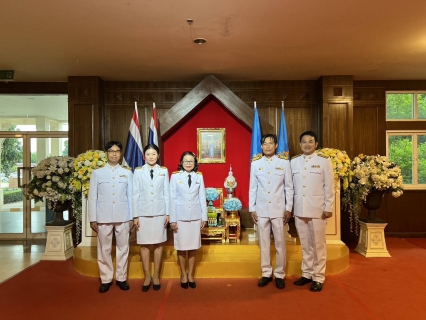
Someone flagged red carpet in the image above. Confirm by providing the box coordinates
[1,238,426,320]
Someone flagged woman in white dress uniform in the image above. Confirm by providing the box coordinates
[169,151,207,289]
[133,144,170,292]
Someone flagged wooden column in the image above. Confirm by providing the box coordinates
[317,76,354,157]
[68,76,104,157]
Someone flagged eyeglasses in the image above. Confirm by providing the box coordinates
[183,161,194,164]
[107,150,121,155]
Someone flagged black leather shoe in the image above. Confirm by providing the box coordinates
[116,280,130,291]
[275,278,285,289]
[142,282,151,292]
[153,283,161,291]
[181,281,189,289]
[99,282,112,293]
[310,281,323,292]
[294,276,313,286]
[257,276,273,287]
[189,281,196,289]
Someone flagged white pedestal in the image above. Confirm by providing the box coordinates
[355,221,391,257]
[42,223,75,260]
[326,182,344,245]
[80,196,97,246]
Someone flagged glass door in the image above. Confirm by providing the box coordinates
[0,132,68,239]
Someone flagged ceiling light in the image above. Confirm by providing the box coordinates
[193,38,207,45]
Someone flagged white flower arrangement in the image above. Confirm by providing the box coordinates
[223,198,242,211]
[342,154,404,232]
[24,156,75,206]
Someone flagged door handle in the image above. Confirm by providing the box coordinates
[17,166,33,188]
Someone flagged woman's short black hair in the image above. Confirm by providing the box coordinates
[104,140,123,152]
[143,143,160,155]
[177,151,198,172]
[299,131,318,143]
[261,133,278,144]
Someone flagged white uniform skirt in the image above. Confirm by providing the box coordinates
[173,219,201,251]
[136,215,167,245]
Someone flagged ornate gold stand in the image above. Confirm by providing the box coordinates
[225,214,241,243]
[201,226,226,243]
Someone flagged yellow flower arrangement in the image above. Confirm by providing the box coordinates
[316,148,353,191]
[70,150,107,243]
[70,150,108,196]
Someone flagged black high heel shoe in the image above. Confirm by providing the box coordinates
[180,281,189,289]
[188,273,196,288]
[142,281,151,292]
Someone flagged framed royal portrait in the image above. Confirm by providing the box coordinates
[197,128,226,163]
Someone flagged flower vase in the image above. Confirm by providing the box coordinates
[361,190,385,223]
[47,200,72,226]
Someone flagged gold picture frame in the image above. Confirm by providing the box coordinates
[197,128,226,163]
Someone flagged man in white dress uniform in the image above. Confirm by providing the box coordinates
[88,141,133,293]
[249,134,294,289]
[291,131,335,292]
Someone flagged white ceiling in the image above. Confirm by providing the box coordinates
[1,0,426,82]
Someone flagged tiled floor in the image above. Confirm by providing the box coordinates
[0,240,45,283]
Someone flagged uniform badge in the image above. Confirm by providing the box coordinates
[311,165,320,168]
[275,167,284,170]
[119,175,128,178]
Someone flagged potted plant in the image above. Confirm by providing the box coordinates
[342,154,404,233]
[69,150,108,241]
[24,156,75,225]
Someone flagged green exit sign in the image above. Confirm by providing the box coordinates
[0,70,15,81]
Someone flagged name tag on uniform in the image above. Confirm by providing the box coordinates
[275,167,284,170]
[311,165,320,168]
[119,175,128,178]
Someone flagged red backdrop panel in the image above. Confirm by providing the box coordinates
[162,97,251,207]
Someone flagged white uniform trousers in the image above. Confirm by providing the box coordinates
[257,217,286,279]
[295,216,327,283]
[97,222,130,283]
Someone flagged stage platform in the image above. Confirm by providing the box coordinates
[73,229,350,279]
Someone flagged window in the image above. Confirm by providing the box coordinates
[387,131,426,189]
[386,92,426,120]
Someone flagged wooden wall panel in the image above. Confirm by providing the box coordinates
[284,107,314,156]
[71,104,96,156]
[325,103,349,151]
[353,106,379,156]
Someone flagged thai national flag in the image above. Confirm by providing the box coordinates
[122,102,144,171]
[148,102,159,147]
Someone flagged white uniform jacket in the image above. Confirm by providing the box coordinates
[88,164,133,223]
[290,153,335,218]
[249,156,294,218]
[132,164,170,218]
[169,171,207,223]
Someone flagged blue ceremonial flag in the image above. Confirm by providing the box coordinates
[122,102,144,171]
[250,102,262,162]
[277,101,289,160]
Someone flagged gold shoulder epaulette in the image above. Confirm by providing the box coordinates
[122,165,132,171]
[291,154,302,160]
[277,154,289,160]
[135,166,143,170]
[196,171,202,175]
[251,154,262,162]
[160,166,167,169]
[318,154,329,158]
[172,171,180,174]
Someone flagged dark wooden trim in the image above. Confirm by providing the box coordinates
[158,75,274,138]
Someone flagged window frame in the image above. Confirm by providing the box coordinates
[386,130,426,190]
[386,91,426,121]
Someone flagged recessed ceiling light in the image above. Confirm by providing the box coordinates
[193,38,207,45]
